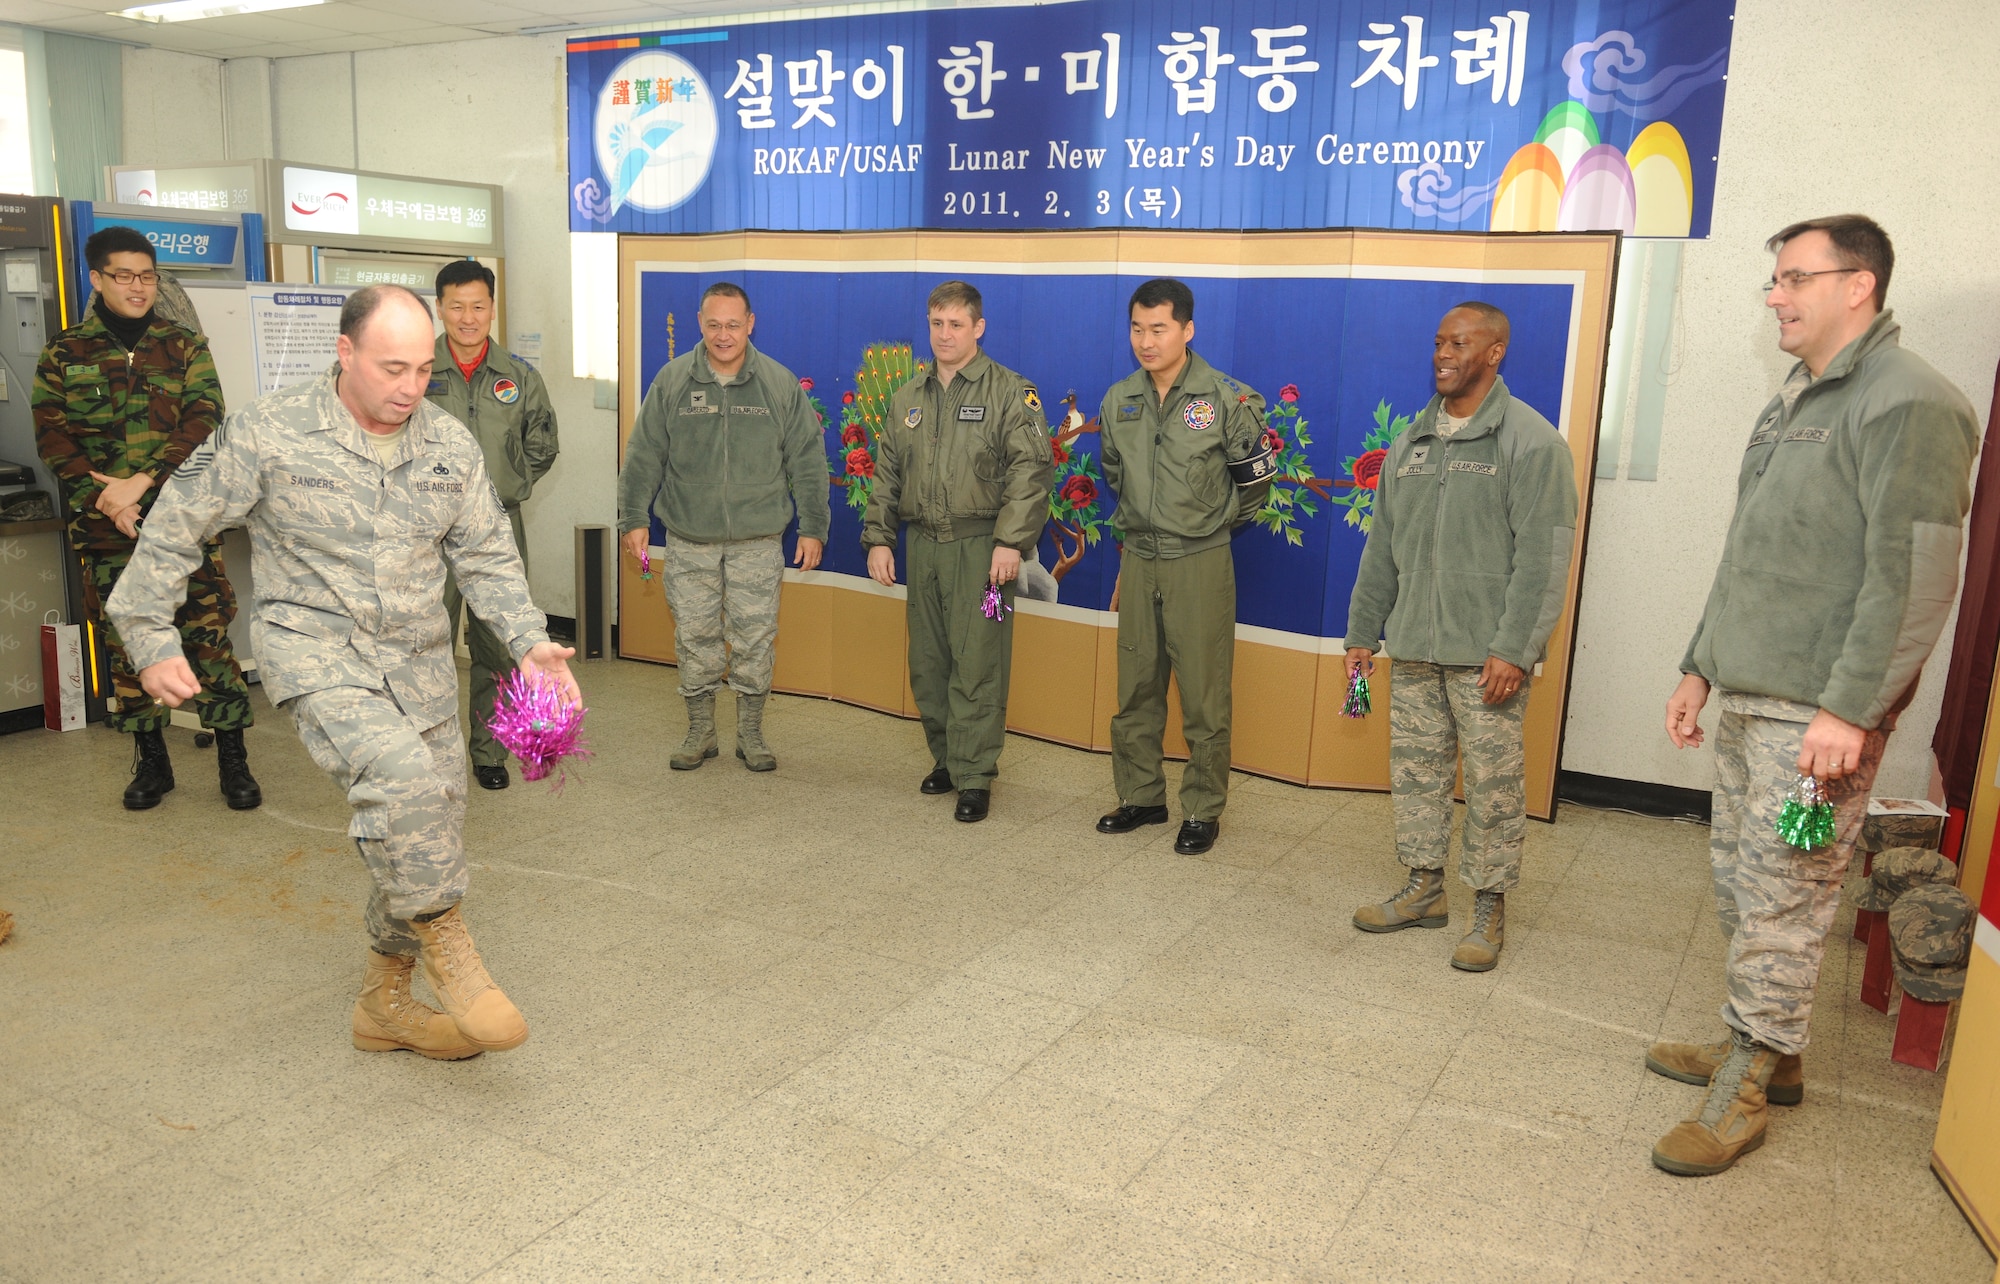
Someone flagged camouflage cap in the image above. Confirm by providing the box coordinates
[1855,846,1956,912]
[1888,883,1975,1003]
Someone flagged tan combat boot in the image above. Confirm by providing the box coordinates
[670,693,719,771]
[735,693,777,772]
[1646,1033,1804,1105]
[1651,1031,1780,1175]
[411,906,528,1052]
[1353,867,1448,932]
[351,950,480,1060]
[1450,890,1505,971]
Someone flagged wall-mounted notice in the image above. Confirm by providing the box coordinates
[247,285,354,395]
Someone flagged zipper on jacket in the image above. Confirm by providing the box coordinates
[721,375,734,541]
[1430,434,1449,653]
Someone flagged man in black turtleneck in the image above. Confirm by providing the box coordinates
[32,226,260,812]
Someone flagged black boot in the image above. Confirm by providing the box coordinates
[215,728,262,810]
[124,728,175,810]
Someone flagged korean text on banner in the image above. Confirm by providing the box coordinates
[566,0,1735,238]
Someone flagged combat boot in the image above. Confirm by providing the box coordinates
[1646,1033,1804,1106]
[735,692,777,772]
[1450,890,1505,971]
[1353,867,1448,932]
[123,728,175,810]
[410,905,528,1052]
[351,950,480,1060]
[214,728,263,810]
[1652,1029,1781,1175]
[670,692,719,771]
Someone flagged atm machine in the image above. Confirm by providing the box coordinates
[0,194,92,732]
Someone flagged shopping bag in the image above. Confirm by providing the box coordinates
[40,611,84,732]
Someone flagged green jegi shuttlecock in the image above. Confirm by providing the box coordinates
[1342,666,1371,718]
[1775,773,1837,851]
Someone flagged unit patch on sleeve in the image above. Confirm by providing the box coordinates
[1023,387,1042,415]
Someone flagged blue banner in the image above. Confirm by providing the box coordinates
[568,0,1734,238]
[120,216,240,268]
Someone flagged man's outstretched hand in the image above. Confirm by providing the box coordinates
[520,641,582,707]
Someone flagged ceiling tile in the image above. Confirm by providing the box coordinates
[284,4,435,35]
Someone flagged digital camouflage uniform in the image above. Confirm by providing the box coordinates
[864,350,1054,791]
[1343,377,1577,890]
[617,341,831,697]
[33,309,252,733]
[1098,353,1272,822]
[1684,312,1977,1055]
[426,337,560,768]
[105,366,548,956]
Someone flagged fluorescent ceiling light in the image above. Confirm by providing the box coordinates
[113,0,324,23]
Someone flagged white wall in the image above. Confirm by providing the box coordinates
[121,0,1997,791]
[1562,0,1999,797]
[123,38,606,620]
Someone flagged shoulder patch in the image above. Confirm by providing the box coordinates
[1023,386,1042,415]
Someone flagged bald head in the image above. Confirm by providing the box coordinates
[1433,303,1509,415]
[1446,301,1510,346]
[335,285,439,435]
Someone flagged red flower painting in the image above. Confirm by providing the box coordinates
[1059,474,1096,507]
[1351,447,1387,490]
[844,447,875,478]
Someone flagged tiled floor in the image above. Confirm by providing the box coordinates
[2,657,1993,1282]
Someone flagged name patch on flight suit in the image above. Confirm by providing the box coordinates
[1117,404,1141,420]
[1448,460,1498,476]
[492,379,519,404]
[957,406,986,421]
[1782,426,1830,443]
[1184,399,1216,431]
[425,379,447,396]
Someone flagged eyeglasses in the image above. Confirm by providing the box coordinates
[101,269,161,286]
[1761,268,1859,294]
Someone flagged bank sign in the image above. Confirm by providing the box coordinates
[567,0,1734,238]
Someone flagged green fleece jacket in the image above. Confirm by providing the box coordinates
[1682,311,1978,729]
[1344,377,1578,669]
[618,341,831,545]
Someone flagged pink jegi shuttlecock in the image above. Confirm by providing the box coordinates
[982,582,1010,622]
[486,670,590,787]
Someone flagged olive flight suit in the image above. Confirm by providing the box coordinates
[1098,353,1271,821]
[863,350,1055,791]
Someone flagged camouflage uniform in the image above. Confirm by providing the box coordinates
[104,366,548,955]
[1345,379,1576,893]
[1389,661,1531,890]
[659,534,784,696]
[617,341,831,698]
[1684,313,1978,1057]
[1706,693,1885,1054]
[32,308,252,732]
[426,337,560,768]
